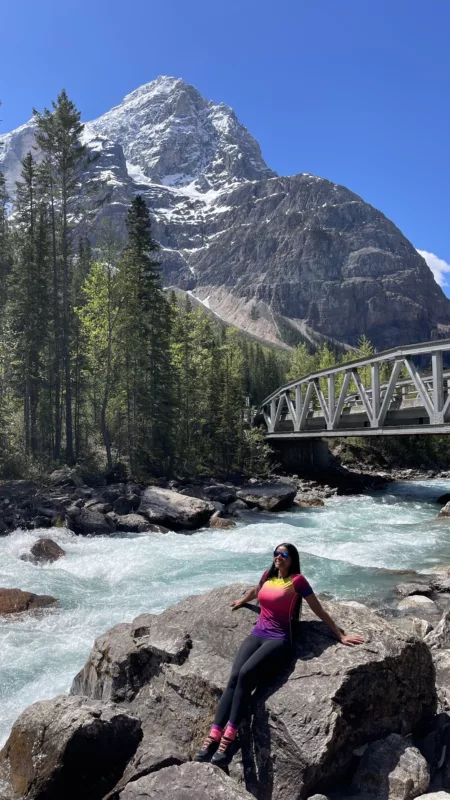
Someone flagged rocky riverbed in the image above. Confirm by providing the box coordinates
[2,475,450,799]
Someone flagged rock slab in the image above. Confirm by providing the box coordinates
[353,733,430,799]
[138,486,214,530]
[0,695,142,800]
[72,586,436,800]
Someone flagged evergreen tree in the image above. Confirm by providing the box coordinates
[33,90,85,463]
[8,153,50,455]
[116,196,174,474]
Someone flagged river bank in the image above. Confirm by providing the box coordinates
[1,478,450,752]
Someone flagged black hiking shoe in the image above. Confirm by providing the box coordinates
[211,735,236,767]
[194,736,220,763]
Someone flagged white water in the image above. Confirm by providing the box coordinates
[1,479,450,746]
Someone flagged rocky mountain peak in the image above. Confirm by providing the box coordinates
[87,75,275,191]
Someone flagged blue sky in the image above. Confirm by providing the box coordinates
[2,0,449,289]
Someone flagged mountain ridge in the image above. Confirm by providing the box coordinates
[1,76,449,350]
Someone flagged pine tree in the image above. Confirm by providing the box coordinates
[7,152,50,455]
[33,90,85,463]
[116,196,174,474]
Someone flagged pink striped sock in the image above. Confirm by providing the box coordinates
[224,722,238,741]
[209,724,223,742]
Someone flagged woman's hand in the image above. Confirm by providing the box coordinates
[339,633,364,646]
[231,599,246,611]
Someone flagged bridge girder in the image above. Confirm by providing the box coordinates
[258,338,450,439]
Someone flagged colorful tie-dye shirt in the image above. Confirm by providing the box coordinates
[252,570,313,642]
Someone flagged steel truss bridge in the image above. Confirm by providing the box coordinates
[258,339,450,440]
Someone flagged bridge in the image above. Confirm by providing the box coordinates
[258,339,450,442]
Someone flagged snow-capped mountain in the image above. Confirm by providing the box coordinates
[88,76,275,191]
[1,76,450,350]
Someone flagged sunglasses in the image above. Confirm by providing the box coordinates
[273,549,289,559]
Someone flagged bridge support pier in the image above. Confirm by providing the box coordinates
[272,439,330,475]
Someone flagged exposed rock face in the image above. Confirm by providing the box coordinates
[353,733,430,799]
[0,695,142,800]
[2,76,449,351]
[138,486,214,531]
[425,611,450,650]
[89,76,274,190]
[71,583,436,800]
[236,480,297,511]
[0,588,57,614]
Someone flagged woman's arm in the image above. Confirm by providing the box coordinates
[231,585,259,609]
[305,593,364,646]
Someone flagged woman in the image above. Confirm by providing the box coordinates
[195,542,364,767]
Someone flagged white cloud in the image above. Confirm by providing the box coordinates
[417,249,450,287]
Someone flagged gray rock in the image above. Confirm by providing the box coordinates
[431,569,450,593]
[66,507,115,535]
[114,514,169,534]
[138,486,214,531]
[237,480,297,511]
[0,694,141,800]
[396,583,433,598]
[29,537,66,564]
[439,503,450,519]
[106,736,187,798]
[398,595,438,614]
[226,499,248,516]
[113,497,134,516]
[425,612,450,650]
[72,583,436,800]
[49,467,84,488]
[394,616,433,639]
[203,484,237,505]
[117,762,254,800]
[415,794,450,799]
[353,733,430,799]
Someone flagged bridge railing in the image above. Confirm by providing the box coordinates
[259,338,450,437]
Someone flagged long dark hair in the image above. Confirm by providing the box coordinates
[264,542,303,623]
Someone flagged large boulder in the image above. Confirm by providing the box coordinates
[66,507,115,535]
[237,480,297,511]
[138,487,214,531]
[0,588,57,614]
[352,733,430,799]
[117,762,254,800]
[29,538,66,564]
[398,596,439,615]
[0,695,142,800]
[49,467,84,488]
[71,584,436,800]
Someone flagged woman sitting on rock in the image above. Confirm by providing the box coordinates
[195,541,364,766]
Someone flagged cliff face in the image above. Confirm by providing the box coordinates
[1,76,449,350]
